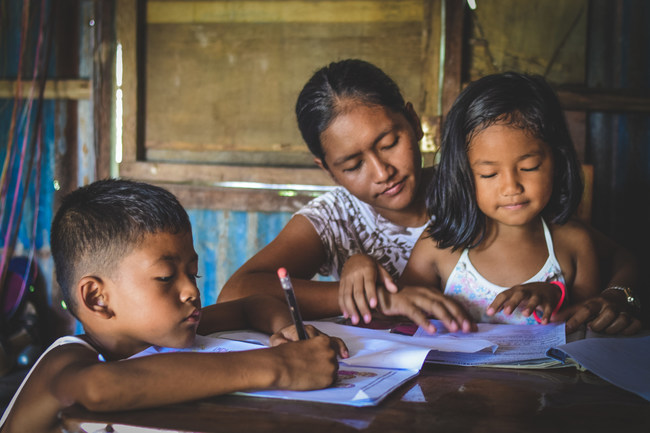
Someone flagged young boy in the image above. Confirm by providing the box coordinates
[0,179,347,433]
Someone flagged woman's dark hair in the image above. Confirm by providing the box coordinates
[295,59,406,164]
[428,72,583,250]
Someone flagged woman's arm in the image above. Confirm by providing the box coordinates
[554,222,642,334]
[216,215,341,319]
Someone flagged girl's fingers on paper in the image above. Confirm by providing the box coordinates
[487,291,509,315]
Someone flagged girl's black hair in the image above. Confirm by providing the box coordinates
[295,59,406,164]
[428,72,583,250]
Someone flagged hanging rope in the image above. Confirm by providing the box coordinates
[0,0,51,314]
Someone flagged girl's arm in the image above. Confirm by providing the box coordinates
[216,215,341,319]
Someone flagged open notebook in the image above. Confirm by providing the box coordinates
[131,321,494,407]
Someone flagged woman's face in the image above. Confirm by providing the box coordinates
[316,101,423,222]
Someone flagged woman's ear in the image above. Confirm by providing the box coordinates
[79,277,113,319]
[405,102,424,141]
[314,158,340,185]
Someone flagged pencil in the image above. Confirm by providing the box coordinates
[277,267,308,340]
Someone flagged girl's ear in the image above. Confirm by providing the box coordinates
[79,277,113,319]
[405,102,424,141]
[314,158,340,185]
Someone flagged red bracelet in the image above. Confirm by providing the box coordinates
[533,280,566,324]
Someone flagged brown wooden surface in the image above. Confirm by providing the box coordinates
[60,363,649,433]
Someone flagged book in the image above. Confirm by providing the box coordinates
[415,320,569,368]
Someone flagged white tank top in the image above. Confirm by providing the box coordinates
[0,336,98,429]
[443,219,565,324]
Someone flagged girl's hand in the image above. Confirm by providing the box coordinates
[487,282,563,324]
[339,254,398,325]
[376,286,476,334]
[270,324,349,358]
[552,291,643,335]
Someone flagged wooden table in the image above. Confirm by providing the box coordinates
[60,363,649,433]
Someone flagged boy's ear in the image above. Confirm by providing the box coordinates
[314,157,340,185]
[79,277,113,319]
[405,102,424,141]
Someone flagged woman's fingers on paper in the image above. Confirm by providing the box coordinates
[353,278,373,323]
[378,266,398,293]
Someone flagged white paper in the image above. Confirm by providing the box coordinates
[416,320,567,367]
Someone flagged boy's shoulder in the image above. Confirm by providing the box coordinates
[1,336,99,433]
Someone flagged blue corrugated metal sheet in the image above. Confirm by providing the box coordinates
[188,210,292,305]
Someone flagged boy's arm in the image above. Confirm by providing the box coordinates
[5,337,338,431]
[216,216,341,319]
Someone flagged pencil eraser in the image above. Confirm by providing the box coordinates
[277,267,288,279]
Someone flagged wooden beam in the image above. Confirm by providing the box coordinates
[557,88,650,112]
[161,183,323,213]
[0,79,91,99]
[440,0,465,123]
[119,161,334,187]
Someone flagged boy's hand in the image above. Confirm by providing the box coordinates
[487,282,562,324]
[270,324,349,358]
[376,285,476,334]
[270,335,340,390]
[552,292,642,335]
[339,254,398,325]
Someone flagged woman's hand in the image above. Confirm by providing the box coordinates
[487,282,563,324]
[339,254,398,325]
[270,324,349,358]
[552,290,642,335]
[376,285,476,334]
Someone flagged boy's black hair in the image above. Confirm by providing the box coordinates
[428,72,583,250]
[50,178,192,316]
[295,59,406,165]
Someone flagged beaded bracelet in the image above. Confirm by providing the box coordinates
[533,280,566,324]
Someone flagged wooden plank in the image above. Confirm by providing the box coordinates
[440,0,465,123]
[0,79,91,99]
[557,88,650,112]
[148,1,424,23]
[116,0,139,163]
[162,183,321,212]
[94,0,116,180]
[119,160,334,186]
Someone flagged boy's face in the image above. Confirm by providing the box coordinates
[105,230,201,353]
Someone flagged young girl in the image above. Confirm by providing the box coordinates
[400,72,602,326]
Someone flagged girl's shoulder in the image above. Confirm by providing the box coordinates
[548,218,595,251]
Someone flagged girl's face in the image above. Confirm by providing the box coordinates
[467,123,554,228]
[316,101,423,224]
